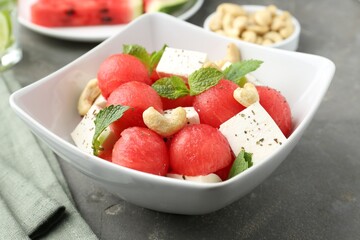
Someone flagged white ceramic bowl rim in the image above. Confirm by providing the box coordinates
[9,13,335,214]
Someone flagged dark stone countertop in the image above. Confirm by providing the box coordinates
[4,0,360,239]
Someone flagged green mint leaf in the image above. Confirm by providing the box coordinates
[92,105,129,156]
[188,67,224,96]
[123,44,151,70]
[150,44,167,70]
[152,76,189,99]
[223,60,263,87]
[228,149,253,179]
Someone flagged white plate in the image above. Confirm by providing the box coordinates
[18,0,204,42]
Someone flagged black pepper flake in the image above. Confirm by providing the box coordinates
[99,8,109,14]
[244,130,247,134]
[251,110,255,115]
[101,16,113,23]
[240,113,245,118]
[235,134,238,137]
[65,9,75,16]
[182,175,186,180]
[256,138,264,145]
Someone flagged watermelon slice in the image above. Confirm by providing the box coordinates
[31,0,143,27]
[144,0,188,13]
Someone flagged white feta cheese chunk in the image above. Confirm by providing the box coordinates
[71,95,108,155]
[219,101,287,164]
[221,61,232,71]
[183,107,200,125]
[156,47,208,80]
[164,107,200,125]
[167,173,222,183]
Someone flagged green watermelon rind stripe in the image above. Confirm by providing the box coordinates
[158,1,188,14]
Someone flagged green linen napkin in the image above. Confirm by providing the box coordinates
[0,72,98,239]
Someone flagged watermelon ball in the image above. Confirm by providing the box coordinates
[161,95,195,110]
[193,79,246,128]
[214,158,235,181]
[112,127,169,176]
[97,53,152,98]
[256,86,292,137]
[98,149,112,162]
[169,124,233,176]
[107,81,163,137]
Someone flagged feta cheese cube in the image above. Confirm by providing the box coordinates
[219,102,287,164]
[71,95,109,155]
[156,47,208,80]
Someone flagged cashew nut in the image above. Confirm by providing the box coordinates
[203,61,221,70]
[262,38,274,46]
[241,30,257,43]
[264,31,283,43]
[254,9,272,26]
[256,36,264,45]
[279,11,292,21]
[222,13,234,29]
[78,78,101,116]
[143,107,187,137]
[209,11,224,31]
[246,24,269,35]
[233,16,248,32]
[271,16,285,31]
[225,42,241,62]
[266,5,278,17]
[279,23,294,38]
[233,82,259,107]
[217,3,246,17]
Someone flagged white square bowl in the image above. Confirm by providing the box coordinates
[9,13,335,215]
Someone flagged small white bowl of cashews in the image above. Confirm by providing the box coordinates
[204,4,301,51]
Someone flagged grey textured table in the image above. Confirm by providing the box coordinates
[3,0,360,239]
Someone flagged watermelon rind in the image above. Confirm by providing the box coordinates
[131,0,143,19]
[145,0,188,14]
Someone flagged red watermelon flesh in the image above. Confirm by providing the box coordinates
[161,95,195,110]
[169,124,233,176]
[193,79,246,128]
[256,86,292,137]
[112,127,169,176]
[97,53,151,99]
[106,81,163,137]
[31,0,143,27]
